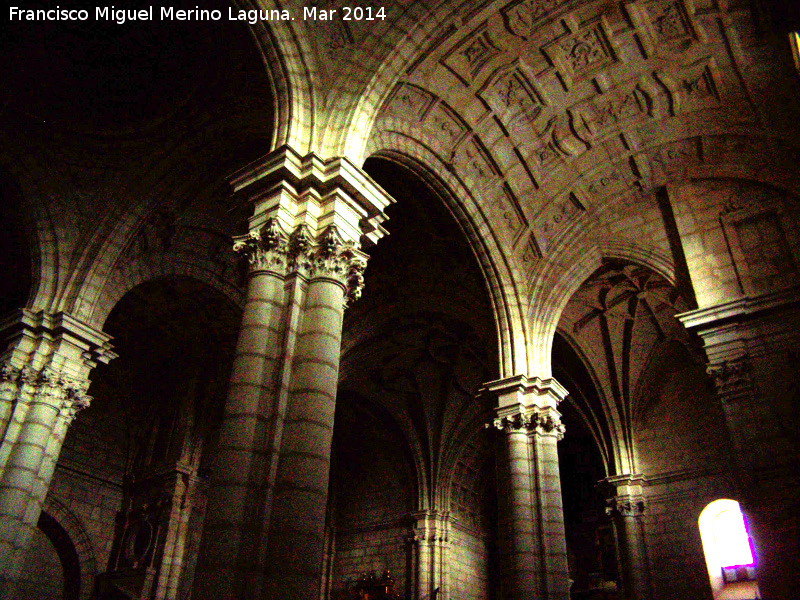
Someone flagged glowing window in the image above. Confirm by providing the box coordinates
[699,499,761,600]
[712,508,754,569]
[792,32,800,72]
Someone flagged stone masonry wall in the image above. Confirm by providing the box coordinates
[331,524,408,600]
[449,523,490,600]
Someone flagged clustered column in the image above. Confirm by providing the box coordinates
[0,310,115,599]
[409,510,450,599]
[193,146,392,600]
[602,474,650,600]
[483,375,570,600]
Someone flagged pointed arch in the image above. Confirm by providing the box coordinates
[365,137,533,378]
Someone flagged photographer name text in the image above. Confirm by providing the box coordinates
[9,5,387,24]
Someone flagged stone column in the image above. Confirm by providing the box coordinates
[193,146,392,600]
[678,289,800,600]
[602,475,650,600]
[484,375,570,600]
[0,309,115,598]
[410,510,450,600]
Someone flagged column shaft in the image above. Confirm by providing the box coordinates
[0,397,62,577]
[263,278,345,599]
[193,146,392,599]
[496,429,540,599]
[533,431,570,600]
[193,269,285,598]
[484,375,570,600]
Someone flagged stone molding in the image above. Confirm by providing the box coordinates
[481,374,568,438]
[676,286,800,331]
[479,373,569,408]
[0,309,117,373]
[229,145,393,248]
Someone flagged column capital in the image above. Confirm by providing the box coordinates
[488,403,566,438]
[410,510,450,543]
[600,474,647,517]
[234,220,369,304]
[479,374,568,409]
[230,145,394,248]
[706,358,751,386]
[0,309,117,376]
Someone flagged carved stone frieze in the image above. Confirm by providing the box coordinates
[706,359,751,386]
[606,497,646,518]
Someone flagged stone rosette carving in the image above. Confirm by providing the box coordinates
[234,220,369,306]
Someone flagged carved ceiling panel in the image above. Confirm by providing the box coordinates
[368,0,800,276]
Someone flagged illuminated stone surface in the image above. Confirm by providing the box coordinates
[1,1,799,599]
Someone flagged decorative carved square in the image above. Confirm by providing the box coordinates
[720,196,798,296]
[478,65,548,137]
[542,18,617,88]
[570,81,655,142]
[500,0,567,39]
[442,25,503,85]
[380,83,435,121]
[644,0,694,45]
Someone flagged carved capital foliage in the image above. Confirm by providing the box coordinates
[707,358,751,387]
[34,367,93,420]
[232,218,290,275]
[489,406,566,439]
[606,497,646,518]
[235,220,369,306]
[0,360,91,421]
